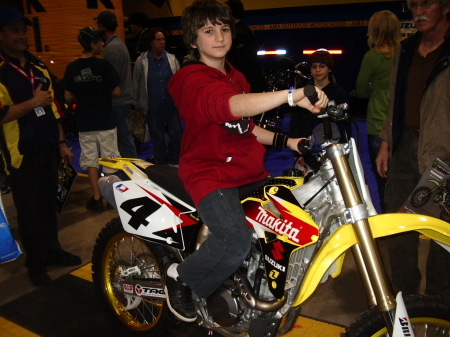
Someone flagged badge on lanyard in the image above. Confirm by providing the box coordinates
[1,54,49,117]
[34,106,46,117]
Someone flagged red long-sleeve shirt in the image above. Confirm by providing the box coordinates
[168,61,268,206]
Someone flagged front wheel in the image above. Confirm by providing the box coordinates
[345,295,450,337]
[410,187,432,208]
[92,217,173,335]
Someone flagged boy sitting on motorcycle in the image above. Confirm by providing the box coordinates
[165,0,328,322]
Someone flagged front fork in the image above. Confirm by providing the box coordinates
[328,143,396,335]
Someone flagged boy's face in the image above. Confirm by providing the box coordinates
[310,63,331,82]
[191,19,232,66]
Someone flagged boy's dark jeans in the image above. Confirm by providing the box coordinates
[178,187,253,298]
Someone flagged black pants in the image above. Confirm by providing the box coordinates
[385,131,450,295]
[9,145,61,269]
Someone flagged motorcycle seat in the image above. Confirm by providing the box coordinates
[145,165,195,207]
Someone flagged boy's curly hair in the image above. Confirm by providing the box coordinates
[181,0,234,60]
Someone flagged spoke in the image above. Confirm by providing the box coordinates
[107,234,164,327]
[412,323,450,336]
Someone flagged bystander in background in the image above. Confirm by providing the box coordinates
[289,50,349,171]
[0,7,81,286]
[376,0,450,297]
[225,0,268,93]
[62,27,121,213]
[96,11,137,159]
[356,10,401,210]
[128,12,149,63]
[133,27,182,166]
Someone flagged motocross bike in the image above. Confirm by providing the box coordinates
[91,85,450,337]
[411,178,450,222]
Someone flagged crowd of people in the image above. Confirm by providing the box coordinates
[0,0,448,311]
[0,6,186,286]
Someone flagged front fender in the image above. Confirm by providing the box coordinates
[292,213,450,306]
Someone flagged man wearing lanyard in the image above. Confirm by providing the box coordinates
[0,7,81,286]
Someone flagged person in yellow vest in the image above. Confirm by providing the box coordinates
[0,7,81,286]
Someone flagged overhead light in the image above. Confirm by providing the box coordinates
[303,49,343,55]
[257,49,287,55]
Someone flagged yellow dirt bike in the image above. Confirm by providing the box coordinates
[91,85,450,336]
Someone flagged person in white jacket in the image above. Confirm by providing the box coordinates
[133,27,182,165]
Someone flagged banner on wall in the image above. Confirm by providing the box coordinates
[23,0,124,78]
[401,21,417,39]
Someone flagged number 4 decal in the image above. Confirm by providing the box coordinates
[120,197,161,230]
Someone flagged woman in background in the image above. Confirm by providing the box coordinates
[356,10,401,209]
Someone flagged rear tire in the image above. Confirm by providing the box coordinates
[345,295,450,337]
[92,217,173,335]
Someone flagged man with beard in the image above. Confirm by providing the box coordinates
[376,0,450,297]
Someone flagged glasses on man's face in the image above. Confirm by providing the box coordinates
[407,0,439,10]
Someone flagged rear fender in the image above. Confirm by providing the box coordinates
[98,157,150,180]
[292,213,450,306]
[114,179,197,251]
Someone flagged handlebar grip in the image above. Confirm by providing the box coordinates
[304,85,318,105]
[297,138,312,155]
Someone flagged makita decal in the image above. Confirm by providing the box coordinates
[123,284,133,294]
[255,206,300,243]
[265,255,286,272]
[135,284,165,298]
[398,317,412,336]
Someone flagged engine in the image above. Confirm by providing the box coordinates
[206,280,241,327]
[205,162,347,329]
[205,246,276,329]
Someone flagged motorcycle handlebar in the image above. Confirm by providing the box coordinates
[303,85,335,142]
[295,85,350,154]
[303,85,318,105]
[297,137,313,155]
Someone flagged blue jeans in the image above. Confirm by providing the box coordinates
[146,108,182,165]
[113,105,137,158]
[177,187,253,298]
[368,134,387,206]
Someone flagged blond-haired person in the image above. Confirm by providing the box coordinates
[356,10,401,209]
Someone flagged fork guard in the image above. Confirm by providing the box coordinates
[292,213,450,306]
